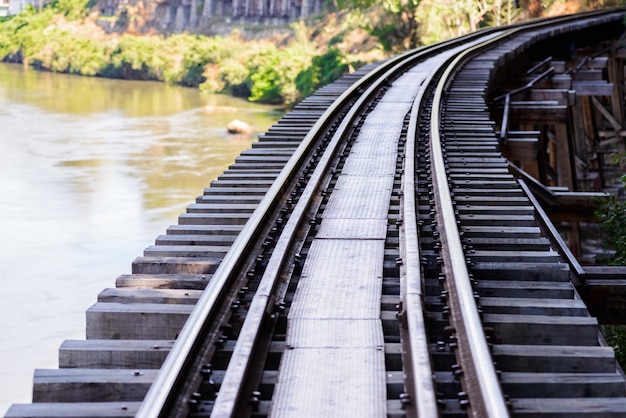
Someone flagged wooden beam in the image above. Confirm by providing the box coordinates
[577,267,626,324]
[529,89,574,106]
[510,103,568,122]
[574,81,614,96]
[591,95,622,131]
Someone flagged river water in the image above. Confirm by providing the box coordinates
[0,63,281,414]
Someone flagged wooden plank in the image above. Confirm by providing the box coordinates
[508,398,626,416]
[195,195,262,204]
[479,297,588,316]
[143,245,229,258]
[573,81,614,96]
[33,369,157,402]
[59,339,173,369]
[323,176,394,219]
[457,214,537,226]
[577,277,626,325]
[186,203,257,213]
[510,103,568,122]
[501,137,538,161]
[156,234,236,246]
[456,205,535,215]
[178,213,251,225]
[470,261,571,281]
[115,274,212,290]
[86,302,192,340]
[131,256,221,274]
[493,344,617,373]
[166,224,243,235]
[434,371,624,397]
[484,313,598,345]
[530,89,574,105]
[5,402,140,417]
[572,69,603,81]
[97,288,202,304]
[591,95,622,131]
[458,237,551,251]
[472,280,574,299]
[208,179,276,188]
[501,372,624,397]
[468,250,561,263]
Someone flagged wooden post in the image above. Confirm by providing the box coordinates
[555,122,575,191]
[608,51,624,129]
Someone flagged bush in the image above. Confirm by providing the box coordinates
[0,5,358,105]
[296,47,348,98]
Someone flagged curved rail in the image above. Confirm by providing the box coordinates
[210,49,431,417]
[137,7,626,418]
[429,32,513,418]
[426,7,626,417]
[136,42,427,418]
[137,22,523,417]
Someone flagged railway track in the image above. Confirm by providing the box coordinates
[7,8,626,418]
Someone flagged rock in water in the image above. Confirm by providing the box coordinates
[227,119,251,134]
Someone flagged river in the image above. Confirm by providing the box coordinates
[0,63,281,414]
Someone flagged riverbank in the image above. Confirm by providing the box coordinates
[0,6,385,105]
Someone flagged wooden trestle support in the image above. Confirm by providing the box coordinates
[489,28,626,324]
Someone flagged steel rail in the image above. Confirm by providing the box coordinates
[135,43,430,418]
[395,11,624,415]
[137,24,523,417]
[427,9,626,417]
[211,46,423,418]
[401,58,450,418]
[137,8,626,418]
[430,31,514,418]
[400,31,506,415]
[212,25,547,416]
[209,34,505,417]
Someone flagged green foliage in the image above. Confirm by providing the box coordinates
[296,47,349,98]
[596,194,626,265]
[50,0,91,19]
[0,0,365,105]
[595,155,626,368]
[595,154,626,265]
[249,43,312,104]
[603,325,626,370]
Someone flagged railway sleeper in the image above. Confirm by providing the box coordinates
[131,256,221,274]
[185,203,258,214]
[434,371,625,398]
[115,273,214,290]
[32,368,157,403]
[178,213,251,225]
[194,195,263,205]
[5,402,140,417]
[59,339,174,369]
[165,224,244,235]
[426,313,598,346]
[438,397,626,417]
[97,287,202,305]
[426,296,589,317]
[85,302,193,340]
[200,186,269,196]
[155,234,237,246]
[424,277,575,299]
[143,245,230,258]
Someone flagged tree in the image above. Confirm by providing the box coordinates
[337,0,422,51]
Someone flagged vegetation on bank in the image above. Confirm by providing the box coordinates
[0,5,356,105]
[2,0,626,104]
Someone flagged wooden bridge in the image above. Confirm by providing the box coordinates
[7,8,626,417]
